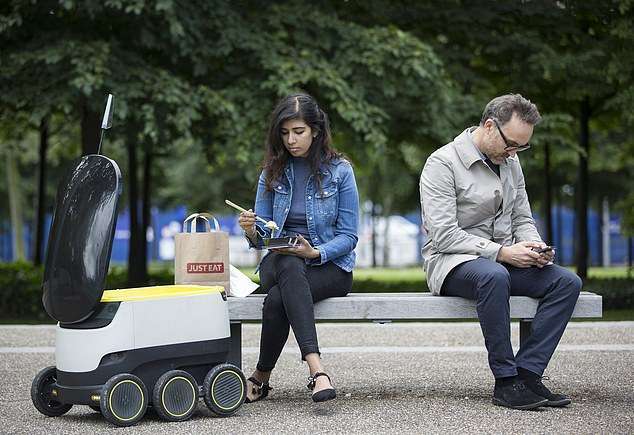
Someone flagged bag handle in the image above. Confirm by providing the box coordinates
[195,213,221,232]
[183,212,221,233]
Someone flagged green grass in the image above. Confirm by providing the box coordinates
[1,317,55,325]
[352,267,426,281]
[236,267,427,282]
[239,266,632,281]
[348,266,631,280]
[584,266,633,279]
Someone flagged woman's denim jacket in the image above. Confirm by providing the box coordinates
[247,158,359,272]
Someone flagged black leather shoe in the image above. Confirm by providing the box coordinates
[493,378,548,410]
[519,373,572,407]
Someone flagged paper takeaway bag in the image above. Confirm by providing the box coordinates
[174,213,230,292]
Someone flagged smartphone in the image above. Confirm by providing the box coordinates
[262,236,300,250]
[532,245,555,254]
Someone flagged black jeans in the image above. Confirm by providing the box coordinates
[441,258,582,378]
[256,252,353,372]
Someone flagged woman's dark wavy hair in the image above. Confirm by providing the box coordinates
[262,93,342,191]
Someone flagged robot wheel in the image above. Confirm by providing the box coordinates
[152,370,199,422]
[203,363,246,416]
[100,373,148,427]
[31,366,73,417]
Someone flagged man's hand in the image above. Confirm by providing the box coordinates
[533,244,556,263]
[271,235,320,260]
[497,241,550,268]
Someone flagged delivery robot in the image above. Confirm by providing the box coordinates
[30,95,245,427]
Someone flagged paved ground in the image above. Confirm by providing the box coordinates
[1,321,632,434]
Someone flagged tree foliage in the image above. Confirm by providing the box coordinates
[1,0,632,277]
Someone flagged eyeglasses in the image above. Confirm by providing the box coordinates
[493,119,531,152]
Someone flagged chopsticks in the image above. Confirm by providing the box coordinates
[224,199,280,230]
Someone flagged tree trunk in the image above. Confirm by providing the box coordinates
[139,141,153,283]
[80,95,101,155]
[575,97,590,280]
[382,196,393,267]
[371,201,377,267]
[627,236,634,279]
[6,146,25,261]
[600,197,610,267]
[33,116,49,265]
[543,143,553,244]
[127,131,144,286]
[554,188,562,264]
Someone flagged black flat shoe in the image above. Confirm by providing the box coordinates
[307,372,336,403]
[245,376,272,403]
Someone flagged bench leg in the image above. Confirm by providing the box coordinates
[228,321,242,370]
[519,319,532,348]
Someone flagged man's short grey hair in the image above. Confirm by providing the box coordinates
[479,94,541,126]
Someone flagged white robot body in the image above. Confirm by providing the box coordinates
[56,291,230,373]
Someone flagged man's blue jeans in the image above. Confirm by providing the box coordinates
[441,258,582,378]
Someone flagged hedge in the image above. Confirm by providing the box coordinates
[1,262,632,321]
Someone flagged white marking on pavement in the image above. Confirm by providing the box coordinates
[327,344,634,353]
[0,347,55,353]
[245,344,634,354]
[1,321,632,331]
[312,321,634,329]
[2,344,632,354]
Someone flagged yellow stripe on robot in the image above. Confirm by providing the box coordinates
[101,285,225,302]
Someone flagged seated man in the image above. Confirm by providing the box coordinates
[419,94,582,410]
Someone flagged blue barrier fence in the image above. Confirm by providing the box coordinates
[1,205,631,266]
[0,206,242,264]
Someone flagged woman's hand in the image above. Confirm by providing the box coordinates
[238,209,257,238]
[271,235,320,260]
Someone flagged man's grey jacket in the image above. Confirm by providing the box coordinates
[419,127,543,295]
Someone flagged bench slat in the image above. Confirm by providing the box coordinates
[228,291,602,321]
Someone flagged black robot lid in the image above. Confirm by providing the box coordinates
[42,154,122,324]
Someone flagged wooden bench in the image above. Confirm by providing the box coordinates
[226,291,602,368]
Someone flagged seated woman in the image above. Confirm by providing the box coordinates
[238,93,359,403]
